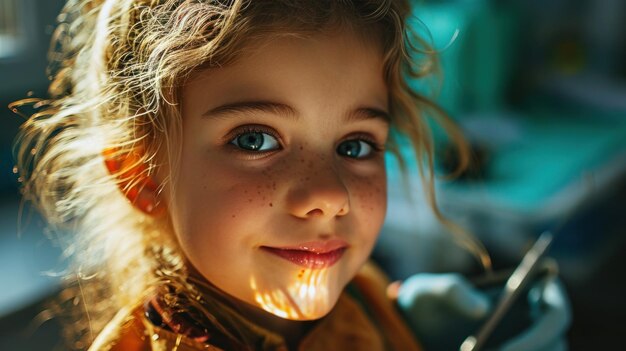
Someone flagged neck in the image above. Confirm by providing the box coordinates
[230,296,315,349]
[186,266,317,348]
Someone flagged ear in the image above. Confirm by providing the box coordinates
[102,147,166,216]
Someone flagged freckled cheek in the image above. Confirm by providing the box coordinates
[170,171,239,238]
[215,172,284,218]
[349,174,387,228]
[173,184,263,255]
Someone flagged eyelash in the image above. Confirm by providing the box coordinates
[227,125,282,149]
[225,125,384,158]
[347,133,385,153]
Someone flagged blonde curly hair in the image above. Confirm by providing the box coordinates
[12,0,488,348]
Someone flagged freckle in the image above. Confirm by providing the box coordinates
[300,159,305,163]
[262,196,266,200]
[248,198,252,202]
[269,202,273,207]
[305,177,310,181]
[257,191,261,195]
[299,146,303,150]
[244,190,248,194]
[231,214,236,218]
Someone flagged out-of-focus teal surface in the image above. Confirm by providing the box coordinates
[407,0,518,115]
[445,112,626,213]
[392,0,626,215]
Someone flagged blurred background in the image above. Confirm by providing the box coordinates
[1,0,625,349]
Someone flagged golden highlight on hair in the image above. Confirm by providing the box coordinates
[12,0,490,348]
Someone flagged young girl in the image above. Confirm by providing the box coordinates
[13,0,569,350]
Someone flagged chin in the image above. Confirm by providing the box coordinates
[259,295,337,322]
[249,268,345,321]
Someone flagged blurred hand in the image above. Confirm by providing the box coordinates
[391,273,571,351]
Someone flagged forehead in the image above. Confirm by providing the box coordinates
[182,28,388,117]
[184,17,388,82]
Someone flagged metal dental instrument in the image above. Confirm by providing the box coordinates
[459,231,555,351]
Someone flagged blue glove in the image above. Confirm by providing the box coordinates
[393,273,571,351]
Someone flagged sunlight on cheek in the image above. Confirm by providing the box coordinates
[249,268,331,320]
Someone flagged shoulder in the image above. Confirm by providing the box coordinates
[348,261,424,351]
[88,306,150,351]
[89,301,225,351]
[348,260,397,311]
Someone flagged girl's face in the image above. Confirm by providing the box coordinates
[168,29,389,321]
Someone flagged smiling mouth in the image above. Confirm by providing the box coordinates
[261,242,348,269]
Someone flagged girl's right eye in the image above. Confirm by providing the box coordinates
[230,130,280,152]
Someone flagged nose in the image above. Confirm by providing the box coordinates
[285,164,350,219]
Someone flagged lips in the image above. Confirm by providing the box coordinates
[261,240,348,269]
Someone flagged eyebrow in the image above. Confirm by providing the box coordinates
[203,100,297,120]
[351,106,391,124]
[202,100,390,124]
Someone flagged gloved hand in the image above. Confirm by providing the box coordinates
[390,272,571,351]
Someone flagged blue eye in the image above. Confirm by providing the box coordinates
[336,139,374,159]
[231,131,280,151]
